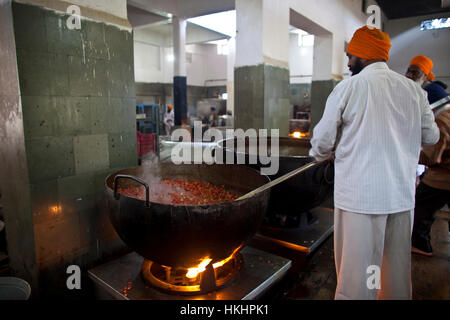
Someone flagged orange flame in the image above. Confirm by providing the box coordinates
[185,245,242,279]
[289,131,310,139]
[50,205,62,214]
[186,258,213,279]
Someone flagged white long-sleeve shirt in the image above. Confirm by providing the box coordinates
[310,62,439,214]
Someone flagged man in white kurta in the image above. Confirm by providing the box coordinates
[310,26,439,300]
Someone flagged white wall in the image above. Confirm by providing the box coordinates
[162,44,227,86]
[203,44,228,86]
[16,0,128,19]
[65,0,127,19]
[128,0,234,19]
[288,0,372,79]
[235,0,372,78]
[134,28,165,83]
[262,0,290,66]
[235,0,264,67]
[135,0,390,85]
[289,33,313,84]
[134,33,228,86]
[134,41,164,83]
[386,13,450,87]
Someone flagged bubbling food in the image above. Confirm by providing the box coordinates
[117,179,239,205]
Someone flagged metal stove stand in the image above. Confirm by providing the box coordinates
[88,246,291,300]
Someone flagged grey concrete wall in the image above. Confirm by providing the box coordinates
[264,65,290,136]
[234,64,290,136]
[235,65,265,131]
[7,1,137,297]
[310,79,339,132]
[290,83,311,108]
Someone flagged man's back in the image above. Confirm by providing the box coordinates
[310,62,439,214]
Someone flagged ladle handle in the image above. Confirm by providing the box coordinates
[114,175,150,207]
[236,161,323,201]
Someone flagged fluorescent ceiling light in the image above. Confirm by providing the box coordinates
[188,10,236,37]
[420,17,450,30]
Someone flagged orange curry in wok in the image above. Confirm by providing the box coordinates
[117,179,239,205]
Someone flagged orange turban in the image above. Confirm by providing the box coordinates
[347,26,391,61]
[410,55,435,81]
[168,105,173,110]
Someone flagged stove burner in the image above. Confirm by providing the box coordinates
[141,253,243,295]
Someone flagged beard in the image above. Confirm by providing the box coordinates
[350,58,364,76]
[415,77,426,87]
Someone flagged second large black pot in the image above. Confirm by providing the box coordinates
[216,137,334,217]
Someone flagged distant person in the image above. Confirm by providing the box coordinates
[310,26,439,300]
[405,56,448,180]
[405,55,435,87]
[432,80,448,90]
[424,82,449,105]
[412,87,450,256]
[405,55,449,105]
[164,105,174,136]
[208,107,218,127]
[405,56,449,255]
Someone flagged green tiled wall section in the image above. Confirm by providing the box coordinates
[290,83,311,107]
[310,79,340,132]
[12,2,137,293]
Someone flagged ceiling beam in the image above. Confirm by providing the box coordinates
[127,0,234,19]
[127,4,169,29]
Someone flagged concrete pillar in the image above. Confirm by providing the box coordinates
[234,0,290,136]
[172,16,187,125]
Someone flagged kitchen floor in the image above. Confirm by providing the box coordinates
[281,209,450,300]
[1,205,448,300]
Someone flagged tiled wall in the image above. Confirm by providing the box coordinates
[290,83,311,108]
[12,2,137,296]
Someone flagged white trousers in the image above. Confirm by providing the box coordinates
[334,208,412,300]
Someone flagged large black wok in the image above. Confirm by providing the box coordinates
[105,163,270,268]
[217,137,334,218]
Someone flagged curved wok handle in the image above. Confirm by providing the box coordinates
[114,175,150,207]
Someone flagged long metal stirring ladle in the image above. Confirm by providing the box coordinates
[236,160,324,201]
